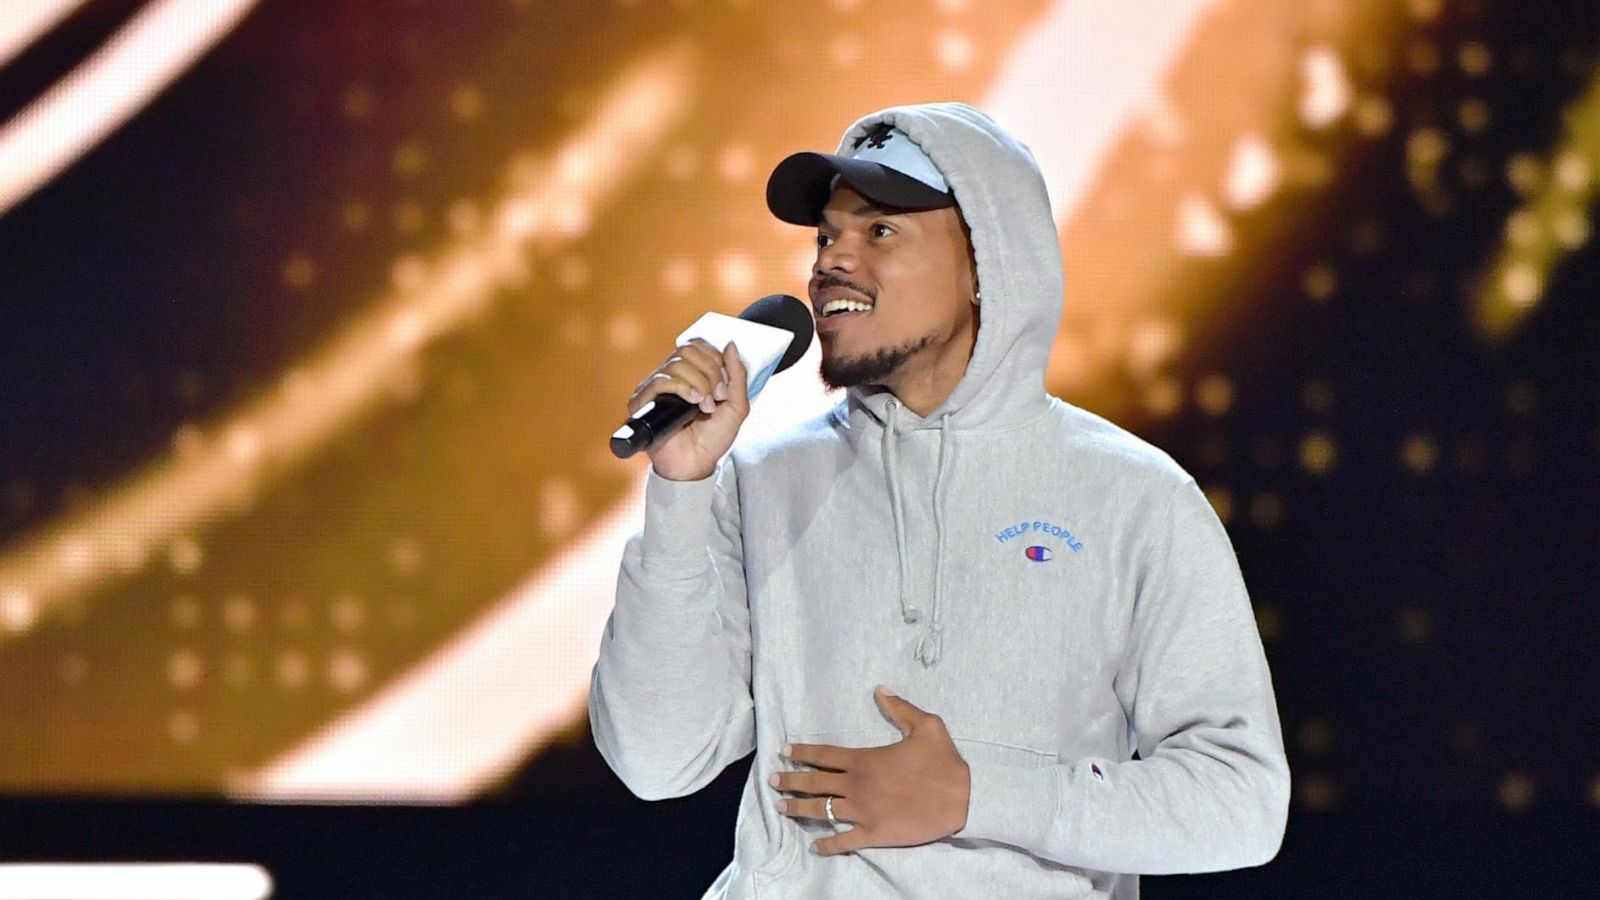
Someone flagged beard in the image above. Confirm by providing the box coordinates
[819,333,936,390]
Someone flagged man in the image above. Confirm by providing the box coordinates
[590,102,1289,899]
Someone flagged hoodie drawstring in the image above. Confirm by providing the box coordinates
[882,399,953,666]
[882,400,920,625]
[914,413,953,666]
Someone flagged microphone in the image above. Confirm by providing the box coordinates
[610,294,814,459]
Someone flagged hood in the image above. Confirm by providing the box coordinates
[833,102,1063,433]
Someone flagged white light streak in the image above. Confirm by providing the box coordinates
[240,342,834,802]
[0,43,699,639]
[0,864,271,900]
[983,0,1221,218]
[0,0,263,217]
[238,486,638,801]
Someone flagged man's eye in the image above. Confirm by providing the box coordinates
[816,233,834,249]
[870,223,894,238]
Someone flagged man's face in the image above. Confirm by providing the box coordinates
[809,185,978,395]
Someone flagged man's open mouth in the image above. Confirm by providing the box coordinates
[819,298,874,317]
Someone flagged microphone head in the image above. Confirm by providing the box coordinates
[737,294,814,373]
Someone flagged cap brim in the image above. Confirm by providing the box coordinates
[765,152,954,225]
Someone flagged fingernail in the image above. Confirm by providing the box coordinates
[781,744,792,757]
[686,389,704,403]
[768,773,779,788]
[713,381,728,401]
[700,397,716,414]
[878,685,896,698]
[776,799,788,813]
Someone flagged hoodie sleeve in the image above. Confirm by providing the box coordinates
[588,463,755,801]
[957,479,1290,873]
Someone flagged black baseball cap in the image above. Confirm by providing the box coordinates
[766,122,956,225]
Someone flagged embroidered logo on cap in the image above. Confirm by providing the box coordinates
[844,123,950,195]
[856,122,895,150]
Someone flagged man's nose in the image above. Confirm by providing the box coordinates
[815,238,857,275]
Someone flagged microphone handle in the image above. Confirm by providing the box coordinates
[610,394,699,459]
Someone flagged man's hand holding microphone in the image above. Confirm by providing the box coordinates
[626,338,750,482]
[609,294,813,476]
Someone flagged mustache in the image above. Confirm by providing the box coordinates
[810,273,877,302]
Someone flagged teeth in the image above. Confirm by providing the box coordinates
[821,298,873,317]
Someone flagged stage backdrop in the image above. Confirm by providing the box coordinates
[0,0,1595,856]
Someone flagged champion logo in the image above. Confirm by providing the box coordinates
[0,0,261,218]
[1024,545,1052,562]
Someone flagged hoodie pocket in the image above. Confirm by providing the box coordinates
[761,732,1094,899]
[949,734,1058,769]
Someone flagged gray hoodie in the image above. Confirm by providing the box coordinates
[590,102,1289,899]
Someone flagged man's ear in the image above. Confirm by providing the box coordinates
[958,209,980,307]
